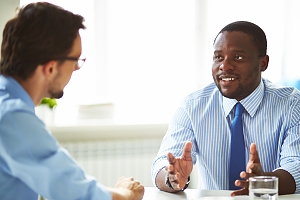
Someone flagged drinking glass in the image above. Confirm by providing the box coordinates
[249,176,278,200]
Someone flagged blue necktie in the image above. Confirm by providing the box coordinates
[229,103,245,190]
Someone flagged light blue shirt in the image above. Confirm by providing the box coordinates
[0,75,112,200]
[152,78,300,192]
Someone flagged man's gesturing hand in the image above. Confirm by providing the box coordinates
[231,143,265,196]
[165,141,193,190]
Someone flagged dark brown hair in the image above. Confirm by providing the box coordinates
[0,2,86,79]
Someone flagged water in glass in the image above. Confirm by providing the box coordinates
[249,188,278,200]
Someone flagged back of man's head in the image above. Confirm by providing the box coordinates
[0,2,86,80]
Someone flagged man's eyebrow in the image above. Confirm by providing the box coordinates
[214,49,247,54]
[213,50,222,54]
[231,49,247,54]
[213,49,247,54]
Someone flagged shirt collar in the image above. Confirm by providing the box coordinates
[0,75,35,110]
[223,79,264,117]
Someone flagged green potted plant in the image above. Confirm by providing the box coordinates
[39,98,57,109]
[36,98,57,124]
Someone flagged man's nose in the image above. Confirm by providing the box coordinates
[219,58,234,71]
[74,65,80,71]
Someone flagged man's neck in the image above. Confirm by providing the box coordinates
[13,74,47,107]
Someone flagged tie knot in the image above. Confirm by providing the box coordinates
[235,103,244,116]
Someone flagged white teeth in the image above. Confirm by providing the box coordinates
[222,78,235,81]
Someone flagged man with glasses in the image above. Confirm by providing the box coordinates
[0,2,144,200]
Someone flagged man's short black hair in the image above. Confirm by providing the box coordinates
[213,21,267,57]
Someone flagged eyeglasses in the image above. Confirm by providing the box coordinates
[54,56,86,69]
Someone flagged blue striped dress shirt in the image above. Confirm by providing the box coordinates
[151,78,300,192]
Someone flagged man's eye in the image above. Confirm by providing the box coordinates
[214,55,222,60]
[235,55,243,60]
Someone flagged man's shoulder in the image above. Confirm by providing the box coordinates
[0,93,32,118]
[183,82,219,103]
[263,79,300,99]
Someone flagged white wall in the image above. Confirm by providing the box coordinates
[0,0,20,44]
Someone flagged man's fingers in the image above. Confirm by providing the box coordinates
[231,188,249,196]
[249,143,261,163]
[181,141,192,159]
[240,171,261,180]
[235,179,249,189]
[169,173,185,190]
[168,173,178,182]
[165,164,174,173]
[246,161,254,173]
[249,143,257,161]
[170,181,180,190]
[249,163,263,175]
[167,152,176,165]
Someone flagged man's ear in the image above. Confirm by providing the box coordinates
[42,60,57,79]
[260,55,269,72]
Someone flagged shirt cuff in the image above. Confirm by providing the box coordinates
[151,156,168,187]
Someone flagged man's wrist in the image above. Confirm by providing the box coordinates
[165,173,190,191]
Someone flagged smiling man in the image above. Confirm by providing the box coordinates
[151,21,300,196]
[0,2,144,200]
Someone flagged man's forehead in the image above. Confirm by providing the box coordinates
[213,31,256,51]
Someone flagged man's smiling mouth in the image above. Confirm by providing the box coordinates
[220,77,237,81]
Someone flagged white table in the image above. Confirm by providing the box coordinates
[142,187,300,200]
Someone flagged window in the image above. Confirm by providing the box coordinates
[20,0,300,125]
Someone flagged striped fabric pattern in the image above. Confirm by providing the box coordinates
[151,78,300,192]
